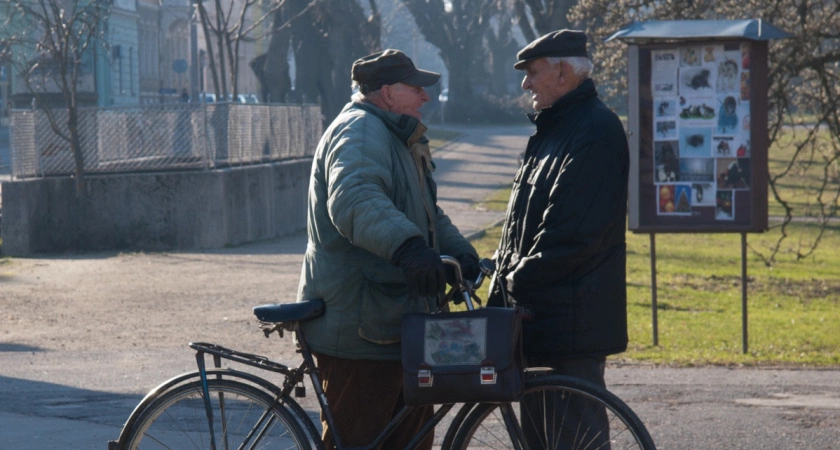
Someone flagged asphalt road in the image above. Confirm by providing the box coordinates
[1,124,839,449]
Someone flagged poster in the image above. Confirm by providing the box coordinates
[650,43,751,221]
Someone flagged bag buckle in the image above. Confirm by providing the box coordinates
[480,360,497,385]
[418,363,433,387]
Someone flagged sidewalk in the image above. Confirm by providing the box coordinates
[430,124,529,237]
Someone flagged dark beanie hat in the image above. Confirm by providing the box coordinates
[352,49,440,94]
[514,29,588,70]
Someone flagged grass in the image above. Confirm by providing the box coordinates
[468,212,840,367]
[444,126,840,368]
[767,126,839,218]
[621,226,840,367]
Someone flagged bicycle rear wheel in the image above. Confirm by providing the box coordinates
[120,377,309,449]
[450,375,656,450]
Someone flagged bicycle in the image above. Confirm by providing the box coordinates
[109,257,656,449]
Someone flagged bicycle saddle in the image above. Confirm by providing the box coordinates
[253,299,325,323]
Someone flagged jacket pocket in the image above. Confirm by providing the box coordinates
[357,265,430,344]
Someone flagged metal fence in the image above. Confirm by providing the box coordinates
[9,103,323,179]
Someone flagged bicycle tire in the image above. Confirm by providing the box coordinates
[441,403,477,449]
[450,374,656,450]
[119,377,310,449]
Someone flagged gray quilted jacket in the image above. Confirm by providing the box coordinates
[296,100,476,361]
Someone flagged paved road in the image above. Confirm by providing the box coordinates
[1,125,839,449]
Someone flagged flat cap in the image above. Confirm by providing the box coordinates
[514,29,589,70]
[352,49,440,94]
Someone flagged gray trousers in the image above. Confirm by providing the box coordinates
[520,356,610,450]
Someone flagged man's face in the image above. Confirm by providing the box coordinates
[382,83,430,120]
[521,58,566,111]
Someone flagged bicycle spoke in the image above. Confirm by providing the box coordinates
[119,377,308,449]
[451,375,655,450]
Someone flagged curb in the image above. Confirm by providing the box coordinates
[464,218,505,241]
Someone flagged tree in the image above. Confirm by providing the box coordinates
[0,0,110,197]
[196,0,307,100]
[512,0,577,43]
[254,0,380,124]
[484,6,521,97]
[569,0,840,265]
[400,0,498,121]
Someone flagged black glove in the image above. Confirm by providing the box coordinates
[391,237,446,297]
[445,253,480,285]
[459,253,481,283]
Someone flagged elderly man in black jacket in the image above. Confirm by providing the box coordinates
[489,29,630,448]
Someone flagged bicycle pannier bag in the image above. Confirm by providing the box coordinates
[401,307,524,405]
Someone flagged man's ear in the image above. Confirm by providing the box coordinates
[557,61,567,83]
[380,84,394,107]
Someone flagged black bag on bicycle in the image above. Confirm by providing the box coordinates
[401,307,525,406]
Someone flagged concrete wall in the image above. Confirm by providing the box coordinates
[0,159,311,256]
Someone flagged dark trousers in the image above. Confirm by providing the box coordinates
[521,356,610,450]
[314,353,433,450]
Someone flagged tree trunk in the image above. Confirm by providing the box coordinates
[197,2,221,96]
[67,108,86,197]
[259,9,292,103]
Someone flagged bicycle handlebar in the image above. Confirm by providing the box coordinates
[440,255,495,311]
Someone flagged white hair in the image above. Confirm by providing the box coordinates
[546,56,593,78]
[351,81,380,102]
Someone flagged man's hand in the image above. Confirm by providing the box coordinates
[446,253,480,285]
[458,253,481,283]
[392,237,446,297]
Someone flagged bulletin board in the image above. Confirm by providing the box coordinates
[627,40,769,233]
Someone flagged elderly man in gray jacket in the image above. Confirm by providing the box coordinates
[296,49,478,450]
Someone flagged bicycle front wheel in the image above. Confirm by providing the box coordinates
[120,377,309,449]
[451,375,656,450]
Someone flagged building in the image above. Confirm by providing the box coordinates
[2,0,263,110]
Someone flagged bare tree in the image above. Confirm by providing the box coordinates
[512,0,577,43]
[0,0,110,197]
[570,0,840,265]
[255,0,380,124]
[196,0,306,100]
[400,0,498,121]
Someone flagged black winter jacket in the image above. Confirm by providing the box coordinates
[488,78,629,358]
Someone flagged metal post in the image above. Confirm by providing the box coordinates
[650,233,659,346]
[741,233,748,354]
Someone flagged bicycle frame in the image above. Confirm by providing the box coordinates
[116,256,495,450]
[190,325,458,449]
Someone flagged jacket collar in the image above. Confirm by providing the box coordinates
[351,100,427,147]
[527,78,597,127]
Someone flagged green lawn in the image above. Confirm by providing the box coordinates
[468,216,840,367]
[426,129,461,151]
[444,126,840,367]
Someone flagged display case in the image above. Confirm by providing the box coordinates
[607,20,792,233]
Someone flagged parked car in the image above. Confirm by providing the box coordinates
[220,94,247,103]
[198,92,216,103]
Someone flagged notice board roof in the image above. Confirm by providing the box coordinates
[606,19,792,43]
